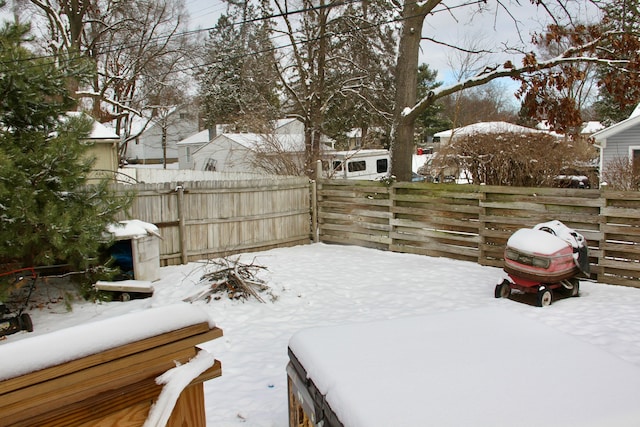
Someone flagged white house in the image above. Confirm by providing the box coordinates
[190,132,333,174]
[125,105,199,165]
[591,106,640,175]
[274,117,305,134]
[178,117,336,174]
[176,128,219,170]
[177,118,311,170]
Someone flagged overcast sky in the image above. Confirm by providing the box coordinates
[185,0,600,92]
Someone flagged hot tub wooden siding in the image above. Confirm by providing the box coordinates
[0,321,222,426]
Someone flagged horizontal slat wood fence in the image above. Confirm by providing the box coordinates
[316,179,640,288]
[114,176,311,265]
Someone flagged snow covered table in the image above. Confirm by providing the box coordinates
[288,308,640,427]
[0,304,222,426]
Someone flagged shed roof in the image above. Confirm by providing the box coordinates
[434,121,547,138]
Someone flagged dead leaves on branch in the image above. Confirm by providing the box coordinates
[184,257,274,303]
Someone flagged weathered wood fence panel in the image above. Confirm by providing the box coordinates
[317,180,392,250]
[390,182,482,263]
[111,175,640,287]
[600,191,640,287]
[316,179,640,288]
[115,176,311,265]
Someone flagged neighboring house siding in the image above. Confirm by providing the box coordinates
[602,125,640,167]
[87,141,118,175]
[192,136,253,172]
[177,130,210,170]
[126,108,199,164]
[275,119,304,134]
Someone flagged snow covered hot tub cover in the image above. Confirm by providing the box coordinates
[288,308,640,427]
[0,303,215,381]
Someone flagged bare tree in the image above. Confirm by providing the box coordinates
[28,0,197,160]
[273,0,397,177]
[439,82,519,127]
[391,0,635,181]
[601,156,640,190]
[250,134,308,176]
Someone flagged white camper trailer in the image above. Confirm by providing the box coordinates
[322,149,390,180]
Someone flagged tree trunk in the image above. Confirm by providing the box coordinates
[391,2,430,182]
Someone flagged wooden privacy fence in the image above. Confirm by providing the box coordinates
[115,176,311,265]
[315,179,640,288]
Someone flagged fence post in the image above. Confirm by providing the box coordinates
[389,181,395,252]
[176,183,188,264]
[311,180,318,242]
[312,160,323,242]
[478,188,487,266]
[597,188,606,284]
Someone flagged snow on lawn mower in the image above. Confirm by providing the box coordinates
[495,220,590,307]
[0,267,36,337]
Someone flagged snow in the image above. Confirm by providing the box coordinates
[65,111,119,139]
[289,308,640,427]
[144,350,217,427]
[106,219,160,239]
[533,219,586,249]
[3,243,640,426]
[507,228,570,254]
[434,121,551,138]
[582,121,605,134]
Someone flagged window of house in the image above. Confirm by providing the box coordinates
[376,158,388,173]
[186,147,191,163]
[333,161,343,172]
[348,160,366,172]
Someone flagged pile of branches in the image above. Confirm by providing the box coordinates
[184,257,271,303]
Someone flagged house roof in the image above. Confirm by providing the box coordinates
[592,109,640,143]
[274,118,300,130]
[434,121,546,138]
[66,112,119,140]
[200,132,332,153]
[177,129,210,146]
[581,121,605,134]
[226,133,306,152]
[89,120,119,140]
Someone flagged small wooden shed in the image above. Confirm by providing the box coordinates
[0,304,222,426]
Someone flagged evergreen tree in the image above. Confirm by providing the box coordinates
[593,0,640,124]
[415,64,450,143]
[198,2,280,131]
[323,0,398,148]
[0,21,130,271]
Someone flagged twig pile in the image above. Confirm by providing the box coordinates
[184,257,271,303]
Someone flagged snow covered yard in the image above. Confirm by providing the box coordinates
[4,243,640,426]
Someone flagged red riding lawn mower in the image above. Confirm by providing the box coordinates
[495,220,590,307]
